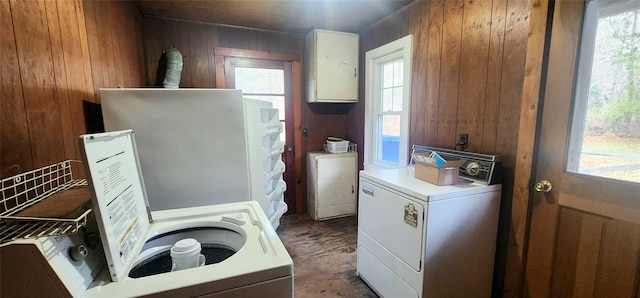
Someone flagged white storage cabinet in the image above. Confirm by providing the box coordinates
[305,29,359,103]
[307,152,357,220]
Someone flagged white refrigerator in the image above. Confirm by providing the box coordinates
[307,152,357,220]
[100,88,287,228]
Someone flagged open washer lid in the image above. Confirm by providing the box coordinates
[79,130,153,282]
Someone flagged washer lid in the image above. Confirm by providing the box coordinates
[80,129,152,282]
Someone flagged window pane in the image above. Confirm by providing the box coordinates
[382,59,404,89]
[380,59,404,113]
[378,115,401,164]
[392,87,403,111]
[383,63,394,88]
[381,87,403,112]
[382,88,393,111]
[235,67,284,94]
[393,60,403,86]
[574,5,640,183]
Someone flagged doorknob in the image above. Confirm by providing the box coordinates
[534,180,553,193]
[286,146,294,152]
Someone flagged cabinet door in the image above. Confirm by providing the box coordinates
[315,31,359,101]
[316,154,356,218]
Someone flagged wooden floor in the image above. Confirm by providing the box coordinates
[276,214,378,298]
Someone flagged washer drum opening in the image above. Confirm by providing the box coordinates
[129,227,245,278]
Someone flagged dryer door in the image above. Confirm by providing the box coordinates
[358,178,424,271]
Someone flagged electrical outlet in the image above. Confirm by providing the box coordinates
[457,133,469,150]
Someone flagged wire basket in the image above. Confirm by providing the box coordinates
[0,160,90,246]
[325,140,349,153]
[324,141,357,153]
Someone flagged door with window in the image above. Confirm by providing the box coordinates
[525,0,640,296]
[215,49,298,214]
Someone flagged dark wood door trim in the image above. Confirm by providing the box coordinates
[502,0,552,296]
[214,47,300,62]
[524,0,585,296]
[214,47,303,214]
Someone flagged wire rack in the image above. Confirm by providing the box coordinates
[0,160,91,246]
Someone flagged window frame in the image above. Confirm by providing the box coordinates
[364,35,413,169]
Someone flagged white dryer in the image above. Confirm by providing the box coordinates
[357,167,501,298]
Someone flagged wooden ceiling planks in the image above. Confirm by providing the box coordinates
[133,0,415,34]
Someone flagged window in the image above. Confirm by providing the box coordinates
[364,35,412,169]
[235,67,286,141]
[568,0,640,183]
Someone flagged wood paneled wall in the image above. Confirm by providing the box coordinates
[83,1,146,93]
[142,18,309,88]
[351,0,532,296]
[351,0,530,169]
[0,0,145,178]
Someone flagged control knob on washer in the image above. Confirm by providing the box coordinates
[69,245,88,261]
[465,162,481,176]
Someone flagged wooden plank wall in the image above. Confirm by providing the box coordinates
[0,0,145,178]
[142,18,307,88]
[141,18,350,214]
[351,0,532,296]
[352,0,530,169]
[83,1,146,93]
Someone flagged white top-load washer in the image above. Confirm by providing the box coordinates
[82,203,293,297]
[79,129,294,297]
[0,130,293,297]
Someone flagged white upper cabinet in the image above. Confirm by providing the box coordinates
[305,29,359,103]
